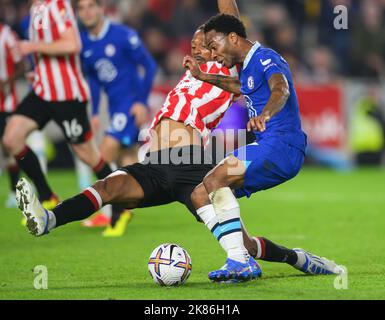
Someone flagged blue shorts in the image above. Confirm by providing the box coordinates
[106,106,139,148]
[232,137,305,198]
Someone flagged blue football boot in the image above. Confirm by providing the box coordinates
[208,258,254,283]
[249,256,262,279]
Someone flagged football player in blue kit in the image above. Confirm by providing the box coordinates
[186,13,343,282]
[76,0,157,236]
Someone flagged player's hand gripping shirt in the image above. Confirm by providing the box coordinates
[151,61,238,143]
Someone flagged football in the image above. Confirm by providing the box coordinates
[148,243,192,286]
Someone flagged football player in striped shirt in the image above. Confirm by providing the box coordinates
[0,23,24,208]
[2,0,119,214]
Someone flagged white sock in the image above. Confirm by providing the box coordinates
[196,204,227,252]
[294,251,306,269]
[47,210,56,231]
[210,188,248,264]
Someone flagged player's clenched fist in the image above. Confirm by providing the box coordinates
[247,114,271,132]
[183,55,201,79]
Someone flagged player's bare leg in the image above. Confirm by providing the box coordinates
[72,138,134,235]
[97,137,138,236]
[0,148,20,208]
[71,139,102,169]
[80,135,117,228]
[80,136,120,228]
[16,171,144,236]
[99,135,121,164]
[99,136,139,234]
[3,115,57,206]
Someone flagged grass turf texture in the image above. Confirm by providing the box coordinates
[0,168,384,300]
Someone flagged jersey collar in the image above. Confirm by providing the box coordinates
[88,18,110,41]
[242,42,261,70]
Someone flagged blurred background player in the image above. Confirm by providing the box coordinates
[19,13,49,177]
[20,12,98,200]
[0,23,24,208]
[2,0,122,232]
[75,0,157,234]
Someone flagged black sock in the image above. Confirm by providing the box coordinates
[254,237,298,265]
[93,159,113,180]
[53,188,102,227]
[93,159,124,223]
[111,205,126,227]
[15,146,53,201]
[7,164,20,192]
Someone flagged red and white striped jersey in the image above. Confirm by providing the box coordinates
[151,61,238,142]
[0,24,22,113]
[29,0,89,102]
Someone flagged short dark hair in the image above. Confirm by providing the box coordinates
[203,14,247,38]
[73,0,102,7]
[196,24,206,32]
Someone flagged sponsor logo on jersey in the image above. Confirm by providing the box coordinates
[260,58,272,66]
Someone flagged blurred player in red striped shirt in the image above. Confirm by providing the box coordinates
[0,23,25,208]
[2,0,119,211]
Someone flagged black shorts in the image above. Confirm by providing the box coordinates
[0,112,11,137]
[119,146,215,221]
[16,91,91,144]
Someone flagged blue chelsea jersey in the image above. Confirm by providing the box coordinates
[239,42,307,152]
[80,20,157,116]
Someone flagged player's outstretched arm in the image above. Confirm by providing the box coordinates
[18,27,81,57]
[247,73,290,132]
[218,0,240,19]
[183,55,241,95]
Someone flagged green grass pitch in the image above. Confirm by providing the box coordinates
[0,167,384,300]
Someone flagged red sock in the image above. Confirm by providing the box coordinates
[254,237,266,259]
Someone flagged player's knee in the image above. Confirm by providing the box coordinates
[92,174,126,204]
[203,172,226,194]
[92,179,113,203]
